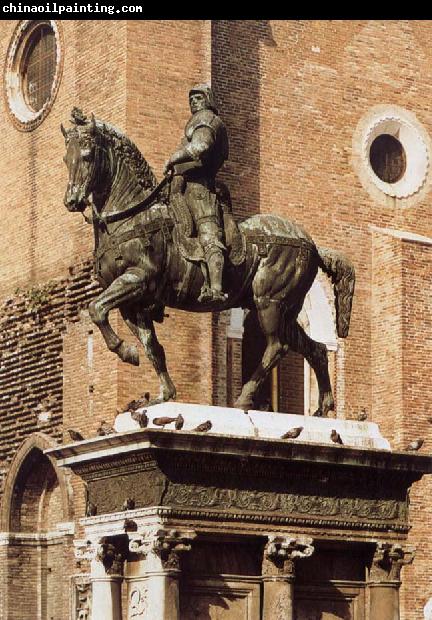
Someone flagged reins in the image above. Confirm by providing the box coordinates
[81,172,172,227]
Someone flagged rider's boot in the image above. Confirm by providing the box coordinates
[198,246,226,303]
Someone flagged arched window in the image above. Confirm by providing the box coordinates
[0,434,74,620]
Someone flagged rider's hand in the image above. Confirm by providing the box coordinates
[163,159,173,176]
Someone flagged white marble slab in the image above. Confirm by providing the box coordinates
[114,402,390,450]
[248,410,390,450]
[115,401,255,437]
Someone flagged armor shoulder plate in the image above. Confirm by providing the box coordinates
[185,109,218,140]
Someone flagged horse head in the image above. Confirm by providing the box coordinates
[62,108,101,213]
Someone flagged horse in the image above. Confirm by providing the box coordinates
[61,109,355,415]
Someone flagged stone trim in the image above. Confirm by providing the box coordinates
[0,531,71,546]
[78,504,410,538]
[352,104,432,206]
[4,20,64,131]
[370,225,432,247]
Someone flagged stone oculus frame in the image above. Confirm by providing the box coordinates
[4,20,63,131]
[47,428,432,620]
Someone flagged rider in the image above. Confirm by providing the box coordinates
[164,84,229,303]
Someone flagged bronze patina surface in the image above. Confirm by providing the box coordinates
[62,99,355,415]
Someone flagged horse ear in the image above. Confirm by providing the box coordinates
[60,123,68,139]
[89,113,96,134]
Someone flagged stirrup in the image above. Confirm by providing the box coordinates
[198,287,227,303]
[210,290,227,302]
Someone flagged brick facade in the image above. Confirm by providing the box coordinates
[0,19,431,619]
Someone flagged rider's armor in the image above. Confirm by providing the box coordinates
[172,88,229,303]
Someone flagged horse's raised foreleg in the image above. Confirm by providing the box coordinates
[88,270,147,366]
[234,302,286,410]
[285,321,334,417]
[121,307,176,404]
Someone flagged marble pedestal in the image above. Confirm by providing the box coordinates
[47,404,431,620]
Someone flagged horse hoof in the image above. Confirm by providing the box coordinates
[320,395,335,418]
[117,342,140,366]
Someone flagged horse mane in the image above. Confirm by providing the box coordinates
[96,120,158,191]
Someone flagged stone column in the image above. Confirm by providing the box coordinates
[262,535,314,620]
[368,542,415,620]
[75,537,127,620]
[126,527,196,620]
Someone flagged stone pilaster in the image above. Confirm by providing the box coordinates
[126,527,196,620]
[75,537,127,620]
[368,542,415,620]
[73,574,92,620]
[262,535,314,620]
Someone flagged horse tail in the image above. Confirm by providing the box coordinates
[317,247,355,338]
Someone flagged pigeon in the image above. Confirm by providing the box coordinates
[175,414,184,430]
[125,392,150,412]
[152,416,178,427]
[122,497,135,511]
[68,429,85,442]
[406,439,424,452]
[192,420,212,433]
[357,408,368,422]
[86,501,97,517]
[96,420,116,436]
[124,518,137,531]
[131,410,148,428]
[281,426,304,440]
[330,429,343,445]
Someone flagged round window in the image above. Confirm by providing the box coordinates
[369,134,406,184]
[354,107,430,200]
[4,21,63,131]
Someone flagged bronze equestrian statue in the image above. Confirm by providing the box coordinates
[61,101,355,416]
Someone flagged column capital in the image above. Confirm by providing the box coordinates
[74,538,99,563]
[370,542,415,584]
[263,535,314,579]
[74,536,128,576]
[97,538,128,576]
[128,527,197,571]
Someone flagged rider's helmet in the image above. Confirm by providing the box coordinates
[189,84,218,114]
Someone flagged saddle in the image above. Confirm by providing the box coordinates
[169,182,246,267]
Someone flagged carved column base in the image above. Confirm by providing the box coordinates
[262,577,294,620]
